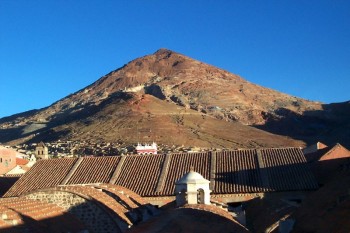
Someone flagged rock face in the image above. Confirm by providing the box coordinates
[0,49,349,147]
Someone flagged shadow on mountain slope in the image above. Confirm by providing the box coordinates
[254,101,350,148]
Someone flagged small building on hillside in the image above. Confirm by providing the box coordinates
[5,157,32,176]
[35,142,49,159]
[135,142,157,155]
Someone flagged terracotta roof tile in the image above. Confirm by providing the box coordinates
[215,150,263,193]
[4,159,77,197]
[5,148,318,198]
[182,204,235,222]
[127,203,249,233]
[52,185,133,226]
[93,184,139,209]
[305,143,350,163]
[260,148,318,191]
[98,183,148,206]
[22,183,154,228]
[304,146,332,162]
[114,154,165,196]
[0,197,86,232]
[67,156,121,184]
[15,158,28,166]
[3,158,77,197]
[0,203,24,226]
[160,152,211,195]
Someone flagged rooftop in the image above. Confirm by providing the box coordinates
[176,170,209,184]
[4,148,318,198]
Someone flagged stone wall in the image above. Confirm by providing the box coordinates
[25,191,123,233]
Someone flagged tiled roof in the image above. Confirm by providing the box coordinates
[305,143,350,184]
[21,183,157,230]
[98,183,148,206]
[245,196,297,232]
[304,146,333,162]
[260,148,317,191]
[114,154,165,196]
[305,143,350,162]
[4,158,77,197]
[0,197,86,233]
[38,185,133,226]
[95,184,142,208]
[181,204,237,222]
[127,204,249,233]
[89,184,157,224]
[4,148,318,198]
[67,156,121,184]
[15,158,28,166]
[215,150,263,193]
[160,152,211,196]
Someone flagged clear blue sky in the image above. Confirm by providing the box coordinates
[1,1,349,118]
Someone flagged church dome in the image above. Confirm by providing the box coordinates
[176,171,210,184]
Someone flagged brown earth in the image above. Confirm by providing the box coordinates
[0,49,349,148]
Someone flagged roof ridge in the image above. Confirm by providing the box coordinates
[209,151,216,190]
[61,157,84,185]
[155,153,172,193]
[109,155,127,184]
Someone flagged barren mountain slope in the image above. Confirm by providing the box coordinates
[5,48,323,125]
[1,92,303,148]
[1,48,347,147]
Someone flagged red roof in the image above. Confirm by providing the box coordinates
[127,204,249,233]
[15,158,28,166]
[4,148,318,198]
[0,197,86,232]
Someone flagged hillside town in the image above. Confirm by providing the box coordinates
[1,140,223,159]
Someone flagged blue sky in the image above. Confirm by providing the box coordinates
[1,1,349,118]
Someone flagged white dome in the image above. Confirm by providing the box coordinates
[176,171,210,184]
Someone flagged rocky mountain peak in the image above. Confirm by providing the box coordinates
[153,48,174,56]
[2,49,347,148]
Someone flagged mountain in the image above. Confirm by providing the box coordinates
[0,49,349,148]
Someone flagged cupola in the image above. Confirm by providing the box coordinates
[174,168,211,206]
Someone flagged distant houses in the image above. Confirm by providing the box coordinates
[0,146,34,176]
[135,142,158,155]
[0,146,36,196]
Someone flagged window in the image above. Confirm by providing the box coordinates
[197,188,205,204]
